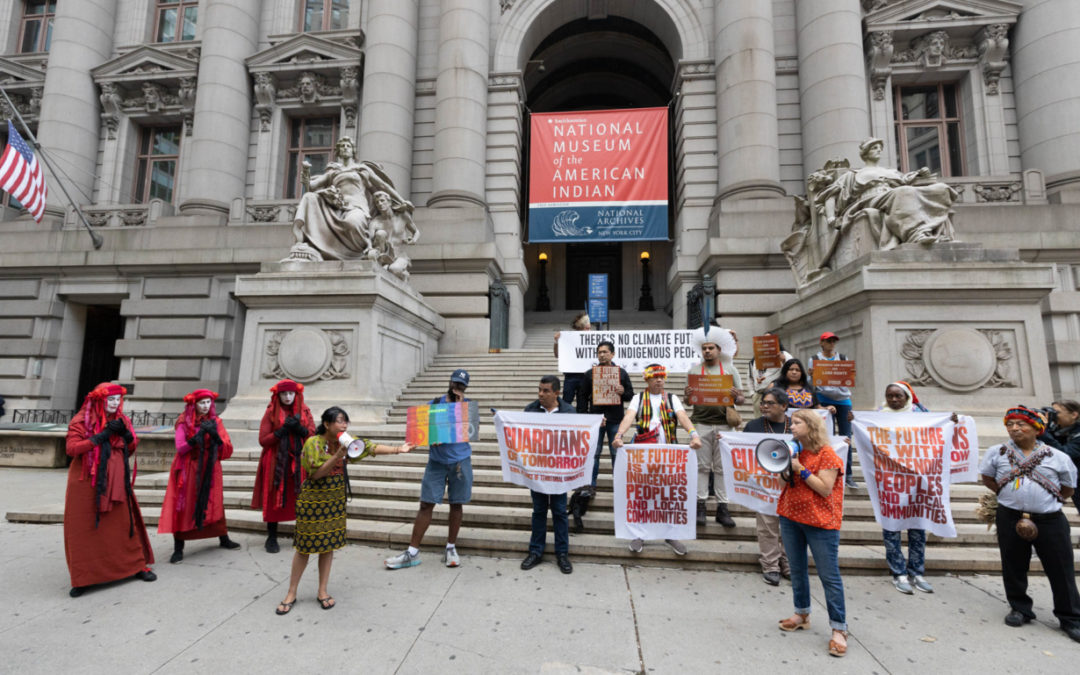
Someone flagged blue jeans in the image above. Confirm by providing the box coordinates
[590,420,620,487]
[779,516,847,631]
[826,403,854,477]
[529,491,569,556]
[883,528,926,577]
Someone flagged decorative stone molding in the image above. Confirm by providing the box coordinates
[500,0,515,14]
[228,197,298,224]
[866,31,894,100]
[864,1,1021,93]
[977,23,1009,94]
[262,327,350,382]
[0,56,47,127]
[92,45,199,138]
[944,175,1040,204]
[971,181,1021,203]
[65,199,174,229]
[900,326,1017,391]
[246,32,364,133]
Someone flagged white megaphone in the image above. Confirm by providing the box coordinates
[754,438,802,475]
[337,432,373,460]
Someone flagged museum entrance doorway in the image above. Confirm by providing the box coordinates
[75,305,123,405]
[521,13,676,317]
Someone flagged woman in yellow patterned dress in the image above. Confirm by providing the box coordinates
[275,406,412,614]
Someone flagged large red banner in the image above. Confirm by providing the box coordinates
[528,107,668,242]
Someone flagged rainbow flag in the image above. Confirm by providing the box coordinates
[406,400,478,446]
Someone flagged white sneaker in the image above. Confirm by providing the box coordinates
[910,574,934,593]
[892,575,914,594]
[443,547,460,568]
[385,549,421,570]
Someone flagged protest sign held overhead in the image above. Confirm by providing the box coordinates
[718,432,849,517]
[852,412,958,538]
[613,444,697,542]
[558,329,698,373]
[494,411,602,494]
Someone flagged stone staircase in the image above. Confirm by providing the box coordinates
[10,342,1078,572]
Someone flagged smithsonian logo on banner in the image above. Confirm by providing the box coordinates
[528,107,668,243]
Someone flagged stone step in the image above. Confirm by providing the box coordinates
[7,503,1070,574]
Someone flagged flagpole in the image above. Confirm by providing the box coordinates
[0,86,103,249]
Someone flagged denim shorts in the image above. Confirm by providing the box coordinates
[420,457,473,505]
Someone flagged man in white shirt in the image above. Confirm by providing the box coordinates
[613,364,702,555]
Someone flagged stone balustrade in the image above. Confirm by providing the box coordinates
[228,197,298,225]
[946,170,1046,205]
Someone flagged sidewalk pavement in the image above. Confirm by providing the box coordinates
[1,467,1077,674]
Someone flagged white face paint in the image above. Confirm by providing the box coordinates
[105,394,121,414]
[196,398,212,415]
[278,391,296,406]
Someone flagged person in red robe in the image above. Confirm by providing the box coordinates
[158,389,241,562]
[64,383,156,597]
[251,379,315,553]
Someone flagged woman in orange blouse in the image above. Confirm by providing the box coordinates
[776,409,849,657]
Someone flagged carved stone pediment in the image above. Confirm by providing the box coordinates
[92,45,199,138]
[0,57,45,124]
[864,1,1019,96]
[246,33,364,132]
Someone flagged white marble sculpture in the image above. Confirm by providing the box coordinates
[782,137,959,288]
[285,136,418,280]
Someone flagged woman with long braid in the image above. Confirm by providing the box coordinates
[158,389,241,562]
[252,379,316,553]
[64,383,156,597]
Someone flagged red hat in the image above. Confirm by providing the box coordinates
[184,389,219,404]
[819,331,838,341]
[271,379,303,394]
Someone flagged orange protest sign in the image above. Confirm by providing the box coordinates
[812,360,856,387]
[687,374,734,406]
[592,365,622,405]
[752,335,782,369]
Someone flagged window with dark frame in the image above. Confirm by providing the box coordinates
[285,117,338,199]
[134,126,181,204]
[300,0,349,32]
[18,0,55,53]
[894,83,965,177]
[155,0,198,43]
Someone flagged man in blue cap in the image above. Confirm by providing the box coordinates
[386,369,473,569]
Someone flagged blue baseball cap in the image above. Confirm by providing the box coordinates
[450,369,470,387]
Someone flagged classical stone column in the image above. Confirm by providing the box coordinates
[357,0,419,198]
[715,0,784,200]
[795,0,869,173]
[427,0,489,208]
[178,0,260,217]
[1012,0,1080,192]
[35,0,118,213]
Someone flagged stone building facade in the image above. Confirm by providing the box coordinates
[0,0,1078,414]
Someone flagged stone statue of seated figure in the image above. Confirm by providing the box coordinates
[782,137,959,288]
[286,136,415,268]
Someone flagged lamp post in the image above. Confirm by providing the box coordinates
[536,252,551,311]
[639,251,654,311]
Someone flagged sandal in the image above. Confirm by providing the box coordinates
[778,613,810,632]
[318,596,335,610]
[275,599,296,615]
[828,630,848,657]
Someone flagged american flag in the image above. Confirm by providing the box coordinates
[0,120,47,221]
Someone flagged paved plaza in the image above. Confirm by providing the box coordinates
[1,467,1077,674]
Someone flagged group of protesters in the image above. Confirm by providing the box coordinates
[60,319,1080,655]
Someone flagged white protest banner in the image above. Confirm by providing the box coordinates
[614,444,697,541]
[558,330,699,373]
[718,432,849,517]
[852,412,957,538]
[494,411,602,494]
[949,415,979,483]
